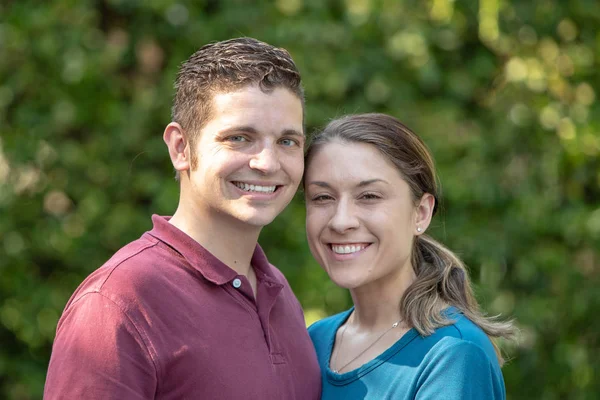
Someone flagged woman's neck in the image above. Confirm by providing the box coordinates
[348,261,417,331]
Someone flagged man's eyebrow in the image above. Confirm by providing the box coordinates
[281,129,305,138]
[218,126,258,136]
[308,179,388,188]
[218,126,304,137]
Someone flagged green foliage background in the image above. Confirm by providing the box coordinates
[1,0,599,398]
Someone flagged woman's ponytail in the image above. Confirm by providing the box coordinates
[400,234,515,365]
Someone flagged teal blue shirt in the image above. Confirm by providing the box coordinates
[308,308,505,400]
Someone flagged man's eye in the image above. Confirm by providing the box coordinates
[227,136,247,142]
[279,138,298,147]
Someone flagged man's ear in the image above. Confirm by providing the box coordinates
[163,122,190,172]
[414,193,435,235]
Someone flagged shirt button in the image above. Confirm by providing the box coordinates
[232,278,242,288]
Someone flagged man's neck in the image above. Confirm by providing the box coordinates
[169,205,261,277]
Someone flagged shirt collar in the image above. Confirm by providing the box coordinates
[146,215,281,287]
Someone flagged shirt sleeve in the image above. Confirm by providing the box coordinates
[44,292,157,399]
[415,339,506,400]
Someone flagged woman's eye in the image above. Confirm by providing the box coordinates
[312,194,333,202]
[361,193,381,200]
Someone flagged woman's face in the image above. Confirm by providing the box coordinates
[305,140,429,290]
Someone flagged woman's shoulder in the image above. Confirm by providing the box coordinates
[425,307,499,366]
[308,309,352,338]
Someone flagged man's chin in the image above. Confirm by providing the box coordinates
[230,209,279,228]
[240,215,277,228]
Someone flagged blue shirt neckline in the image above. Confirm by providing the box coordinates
[325,306,460,385]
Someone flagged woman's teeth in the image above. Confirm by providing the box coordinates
[331,244,366,254]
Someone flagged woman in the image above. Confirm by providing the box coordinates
[305,113,514,399]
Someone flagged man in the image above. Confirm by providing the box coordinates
[44,38,321,399]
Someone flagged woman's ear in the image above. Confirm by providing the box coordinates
[414,193,435,235]
[163,122,190,172]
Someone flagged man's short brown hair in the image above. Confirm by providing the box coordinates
[172,37,304,168]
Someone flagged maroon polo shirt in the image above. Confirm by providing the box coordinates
[44,215,321,399]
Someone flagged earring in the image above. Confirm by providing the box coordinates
[417,227,422,232]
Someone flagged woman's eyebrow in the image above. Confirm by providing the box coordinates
[357,179,388,187]
[307,181,331,188]
[307,179,388,188]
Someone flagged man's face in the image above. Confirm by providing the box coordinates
[186,84,304,228]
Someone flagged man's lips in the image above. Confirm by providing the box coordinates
[231,181,283,194]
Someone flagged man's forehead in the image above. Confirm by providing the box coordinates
[210,84,301,105]
[204,87,303,132]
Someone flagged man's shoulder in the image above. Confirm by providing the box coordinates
[264,262,289,284]
[104,233,162,271]
[66,234,166,306]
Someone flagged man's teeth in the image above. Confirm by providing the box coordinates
[234,182,277,193]
[331,244,366,254]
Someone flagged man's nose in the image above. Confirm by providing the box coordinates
[249,145,281,174]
